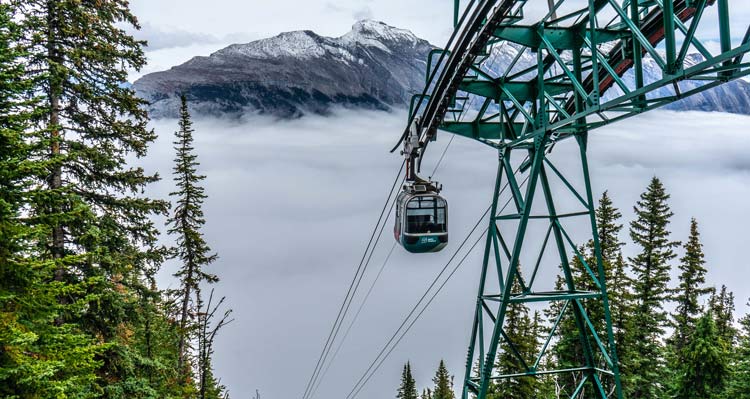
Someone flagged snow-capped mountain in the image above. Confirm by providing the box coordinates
[133,20,750,119]
[134,20,434,118]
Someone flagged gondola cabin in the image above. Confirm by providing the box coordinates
[394,184,448,253]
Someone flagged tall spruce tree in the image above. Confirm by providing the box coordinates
[547,192,631,398]
[17,0,169,395]
[627,177,679,399]
[397,362,419,399]
[675,312,729,399]
[0,3,103,396]
[168,94,218,380]
[431,360,455,399]
[725,301,750,399]
[670,218,712,353]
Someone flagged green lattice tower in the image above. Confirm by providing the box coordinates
[396,1,750,398]
[461,132,622,399]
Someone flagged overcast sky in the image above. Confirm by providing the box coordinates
[125,1,750,398]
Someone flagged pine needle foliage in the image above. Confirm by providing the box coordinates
[397,362,419,399]
[675,313,729,399]
[670,218,712,353]
[431,360,455,399]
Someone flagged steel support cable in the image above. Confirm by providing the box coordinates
[309,242,398,398]
[350,227,488,399]
[308,193,400,397]
[345,161,530,399]
[302,160,406,399]
[309,47,504,394]
[310,42,504,394]
[390,0,479,153]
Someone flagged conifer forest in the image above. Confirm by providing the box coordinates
[0,2,230,397]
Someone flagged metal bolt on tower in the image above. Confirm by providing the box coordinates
[393,0,750,398]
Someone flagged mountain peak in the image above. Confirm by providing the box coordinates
[341,19,419,47]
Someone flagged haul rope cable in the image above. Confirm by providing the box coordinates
[307,43,507,398]
[345,163,530,399]
[309,129,458,398]
[309,242,398,398]
[308,133,456,398]
[306,32,507,397]
[301,160,406,399]
[308,201,399,398]
[310,119,464,398]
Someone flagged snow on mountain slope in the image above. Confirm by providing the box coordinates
[134,20,433,118]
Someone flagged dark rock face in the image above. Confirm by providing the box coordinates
[133,20,750,119]
[133,21,435,118]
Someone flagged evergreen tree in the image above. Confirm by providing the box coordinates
[627,177,679,399]
[168,94,219,380]
[709,285,736,346]
[420,388,433,399]
[670,219,712,354]
[675,313,729,399]
[397,362,418,399]
[17,0,169,395]
[725,300,750,399]
[431,360,455,399]
[591,191,634,396]
[0,3,102,396]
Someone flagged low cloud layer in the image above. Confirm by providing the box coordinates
[140,109,750,399]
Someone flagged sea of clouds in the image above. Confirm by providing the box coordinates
[138,109,750,399]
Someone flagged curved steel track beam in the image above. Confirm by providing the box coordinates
[405,0,750,161]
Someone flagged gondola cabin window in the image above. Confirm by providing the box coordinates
[405,196,447,234]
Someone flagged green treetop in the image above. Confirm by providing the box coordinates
[709,285,736,346]
[431,360,455,399]
[397,362,419,399]
[670,218,712,353]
